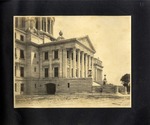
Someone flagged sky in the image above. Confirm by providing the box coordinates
[53,16,131,85]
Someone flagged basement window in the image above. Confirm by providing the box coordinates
[68,83,70,88]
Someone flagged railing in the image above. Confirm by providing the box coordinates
[94,58,102,66]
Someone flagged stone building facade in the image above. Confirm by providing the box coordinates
[14,16,103,95]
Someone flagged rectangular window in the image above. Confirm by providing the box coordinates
[44,52,48,60]
[15,66,16,76]
[72,68,73,77]
[44,68,49,78]
[34,53,36,58]
[21,84,24,92]
[20,35,24,41]
[76,69,78,77]
[54,50,58,59]
[15,83,17,92]
[20,49,24,59]
[68,83,70,88]
[15,48,17,58]
[35,84,36,88]
[67,50,69,58]
[76,54,78,61]
[20,67,24,77]
[72,53,73,60]
[34,67,36,72]
[54,67,59,77]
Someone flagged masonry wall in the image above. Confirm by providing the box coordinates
[24,78,92,95]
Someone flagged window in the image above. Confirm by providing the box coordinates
[44,52,48,60]
[54,67,59,77]
[67,50,69,58]
[76,69,78,77]
[72,68,73,77]
[54,50,58,59]
[72,53,73,60]
[76,54,78,61]
[68,83,70,88]
[15,83,17,92]
[21,84,24,92]
[20,35,24,41]
[44,68,49,78]
[15,48,17,58]
[20,49,24,59]
[34,53,36,58]
[35,84,36,88]
[15,66,16,76]
[34,67,36,72]
[20,67,24,77]
[15,33,16,39]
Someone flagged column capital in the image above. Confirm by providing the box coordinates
[76,48,81,52]
[84,53,88,56]
[72,47,76,50]
[87,55,91,57]
[81,51,84,54]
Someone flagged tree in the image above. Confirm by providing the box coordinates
[120,74,130,94]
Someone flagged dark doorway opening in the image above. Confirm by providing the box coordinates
[46,83,56,94]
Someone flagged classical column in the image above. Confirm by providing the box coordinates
[69,50,72,77]
[46,17,48,33]
[49,19,51,34]
[91,57,94,79]
[77,49,80,78]
[81,51,84,78]
[88,55,91,70]
[95,68,97,81]
[51,21,53,35]
[85,54,88,77]
[73,48,76,78]
[39,17,42,31]
[62,48,67,78]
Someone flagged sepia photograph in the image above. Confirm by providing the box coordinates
[14,16,131,108]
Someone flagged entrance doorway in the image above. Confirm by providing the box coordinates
[46,83,56,94]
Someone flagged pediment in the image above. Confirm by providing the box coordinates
[76,36,96,53]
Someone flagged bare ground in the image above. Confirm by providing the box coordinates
[14,93,131,108]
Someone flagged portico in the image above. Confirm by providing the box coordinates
[60,37,95,79]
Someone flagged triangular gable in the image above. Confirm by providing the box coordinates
[76,35,96,53]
